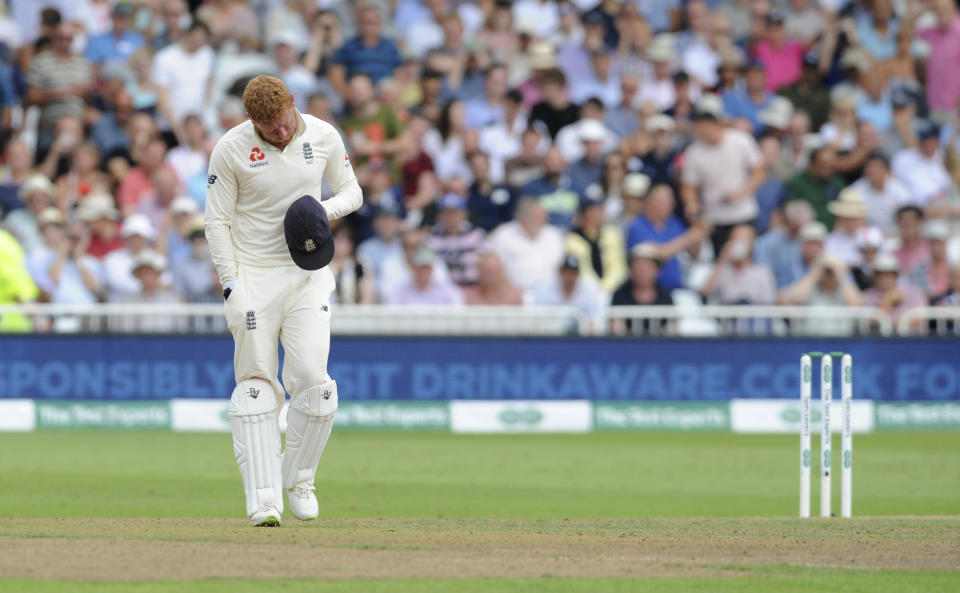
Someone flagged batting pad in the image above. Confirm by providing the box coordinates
[283,379,338,490]
[229,379,283,517]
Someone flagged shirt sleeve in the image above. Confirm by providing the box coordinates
[320,126,363,220]
[741,133,762,168]
[150,51,171,88]
[680,148,700,185]
[915,27,936,43]
[203,140,240,286]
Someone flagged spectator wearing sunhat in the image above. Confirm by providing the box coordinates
[861,251,927,324]
[385,245,464,306]
[923,219,953,298]
[115,249,183,332]
[891,121,953,212]
[565,198,626,294]
[824,187,869,266]
[555,99,619,164]
[681,94,766,255]
[851,226,885,291]
[104,213,158,300]
[637,35,678,112]
[780,253,861,308]
[567,119,609,201]
[517,40,560,108]
[531,253,606,333]
[27,210,103,305]
[612,173,652,230]
[758,96,794,136]
[76,193,124,259]
[780,252,862,335]
[424,193,486,286]
[2,173,55,254]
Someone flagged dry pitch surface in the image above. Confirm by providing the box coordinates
[1,517,957,581]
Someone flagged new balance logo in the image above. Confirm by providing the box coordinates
[245,310,257,330]
[320,304,329,312]
[247,388,260,399]
[207,174,217,185]
[321,390,331,400]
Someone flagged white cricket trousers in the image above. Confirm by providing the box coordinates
[225,262,336,402]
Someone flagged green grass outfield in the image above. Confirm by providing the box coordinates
[0,431,957,592]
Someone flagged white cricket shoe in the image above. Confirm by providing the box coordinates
[288,482,319,521]
[249,503,282,527]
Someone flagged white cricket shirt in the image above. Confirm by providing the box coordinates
[204,112,362,285]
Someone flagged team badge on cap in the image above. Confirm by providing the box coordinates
[284,195,335,270]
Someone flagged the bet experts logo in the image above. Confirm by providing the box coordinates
[497,407,544,427]
[249,147,268,168]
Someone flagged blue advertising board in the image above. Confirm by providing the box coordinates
[1,336,958,401]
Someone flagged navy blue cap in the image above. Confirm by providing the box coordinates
[803,52,819,67]
[284,195,335,270]
[916,120,941,141]
[560,253,581,270]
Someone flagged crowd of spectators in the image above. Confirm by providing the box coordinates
[1,0,960,334]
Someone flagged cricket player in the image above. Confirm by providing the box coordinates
[204,76,362,526]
